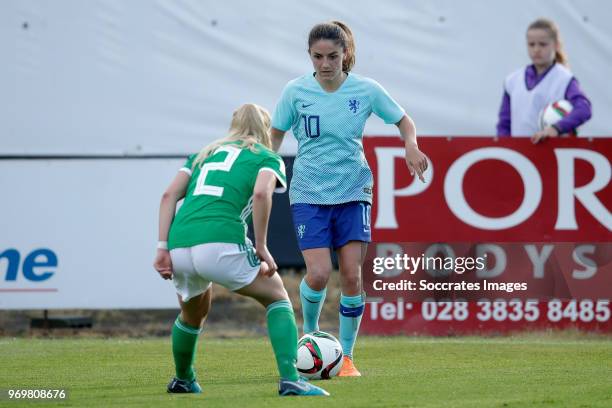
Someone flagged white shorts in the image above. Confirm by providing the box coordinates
[170,241,261,302]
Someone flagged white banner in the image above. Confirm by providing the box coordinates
[0,159,183,309]
[1,0,610,156]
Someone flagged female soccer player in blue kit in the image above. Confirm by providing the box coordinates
[271,21,428,376]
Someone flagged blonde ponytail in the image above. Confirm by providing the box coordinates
[192,104,272,169]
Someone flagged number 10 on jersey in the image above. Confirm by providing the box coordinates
[302,115,320,138]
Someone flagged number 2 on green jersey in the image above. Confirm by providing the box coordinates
[194,145,242,197]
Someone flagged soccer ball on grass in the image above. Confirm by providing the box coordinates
[296,331,343,380]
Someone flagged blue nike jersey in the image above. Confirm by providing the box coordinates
[272,72,405,205]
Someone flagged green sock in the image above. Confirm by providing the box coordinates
[171,316,201,381]
[266,300,299,381]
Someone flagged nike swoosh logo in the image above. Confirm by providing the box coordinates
[301,103,315,108]
[302,296,319,304]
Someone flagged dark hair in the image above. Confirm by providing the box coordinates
[527,18,568,66]
[308,20,355,72]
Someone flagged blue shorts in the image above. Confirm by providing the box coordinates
[291,202,372,251]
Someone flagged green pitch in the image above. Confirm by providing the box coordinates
[0,336,610,407]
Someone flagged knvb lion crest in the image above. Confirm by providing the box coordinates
[349,99,360,113]
[297,224,306,239]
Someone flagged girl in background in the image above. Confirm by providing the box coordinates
[496,18,591,143]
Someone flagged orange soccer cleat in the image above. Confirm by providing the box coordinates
[337,356,362,377]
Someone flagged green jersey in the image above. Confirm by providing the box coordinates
[168,142,287,249]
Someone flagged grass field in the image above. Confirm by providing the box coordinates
[0,336,610,407]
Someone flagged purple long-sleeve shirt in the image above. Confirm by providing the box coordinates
[496,63,592,136]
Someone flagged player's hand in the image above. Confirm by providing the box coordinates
[532,126,559,144]
[259,261,270,277]
[405,146,428,183]
[255,245,277,277]
[154,249,173,280]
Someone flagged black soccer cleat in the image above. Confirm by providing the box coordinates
[167,377,202,393]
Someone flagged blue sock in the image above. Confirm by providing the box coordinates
[299,279,327,334]
[339,293,365,359]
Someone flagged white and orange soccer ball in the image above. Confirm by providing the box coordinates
[296,331,343,380]
[539,99,573,130]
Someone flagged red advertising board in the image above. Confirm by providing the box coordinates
[361,137,611,334]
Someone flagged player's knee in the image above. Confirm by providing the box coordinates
[341,271,361,293]
[272,281,290,302]
[306,273,329,291]
[199,308,210,323]
[261,275,290,305]
[306,265,331,287]
[180,313,204,329]
[260,288,290,308]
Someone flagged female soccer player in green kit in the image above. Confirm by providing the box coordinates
[153,103,328,397]
[271,21,428,376]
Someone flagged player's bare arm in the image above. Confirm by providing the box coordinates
[396,114,428,183]
[154,171,190,279]
[271,128,285,152]
[252,170,278,276]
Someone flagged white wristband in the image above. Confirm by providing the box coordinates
[157,241,168,250]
